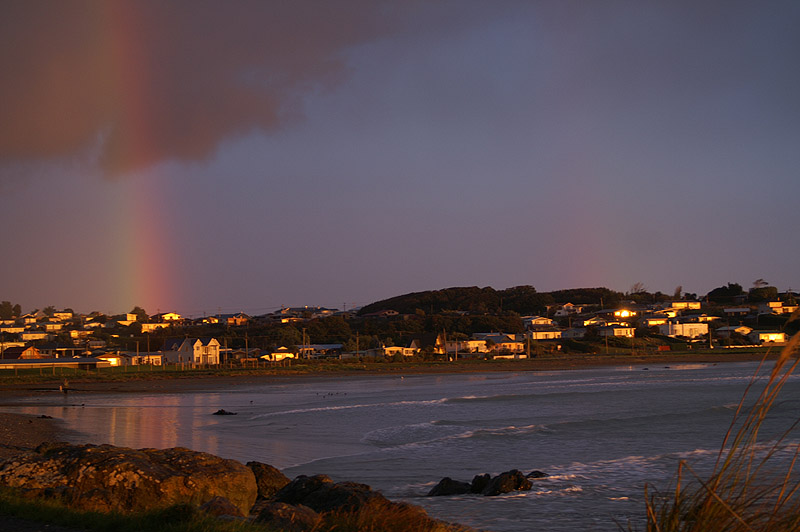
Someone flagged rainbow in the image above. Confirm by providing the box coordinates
[99,2,180,314]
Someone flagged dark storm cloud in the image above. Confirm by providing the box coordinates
[0,0,422,176]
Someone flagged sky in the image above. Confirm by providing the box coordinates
[1,0,799,317]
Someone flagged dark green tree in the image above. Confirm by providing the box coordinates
[0,301,21,320]
[130,306,149,322]
[706,283,744,304]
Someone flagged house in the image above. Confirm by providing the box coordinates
[562,328,587,339]
[297,344,344,358]
[598,325,635,338]
[95,352,129,366]
[228,348,262,361]
[757,301,799,315]
[723,307,751,317]
[123,352,163,365]
[715,325,753,338]
[522,316,555,328]
[219,313,251,327]
[472,333,525,353]
[666,301,702,311]
[367,346,419,358]
[748,331,787,344]
[578,316,608,327]
[69,329,92,340]
[659,321,708,339]
[643,316,669,327]
[554,303,584,317]
[161,338,220,365]
[152,312,182,322]
[37,342,81,358]
[527,327,562,340]
[261,347,296,362]
[613,309,638,319]
[0,346,44,359]
[407,333,446,355]
[21,330,49,342]
[140,322,171,333]
[444,339,487,355]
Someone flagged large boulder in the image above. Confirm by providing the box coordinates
[481,469,532,496]
[247,461,290,499]
[0,442,257,515]
[255,502,322,532]
[427,477,472,496]
[275,475,389,513]
[470,473,491,494]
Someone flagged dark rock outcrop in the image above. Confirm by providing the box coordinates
[470,473,491,494]
[481,469,532,496]
[275,475,389,513]
[0,442,257,515]
[255,502,322,532]
[427,477,472,496]
[247,461,290,499]
[527,470,549,479]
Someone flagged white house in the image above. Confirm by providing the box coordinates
[527,327,562,340]
[748,331,787,344]
[161,338,220,365]
[554,303,584,317]
[659,322,708,339]
[522,316,555,328]
[599,325,635,338]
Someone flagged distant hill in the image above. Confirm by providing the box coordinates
[358,285,624,316]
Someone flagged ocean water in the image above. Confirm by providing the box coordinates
[7,361,800,531]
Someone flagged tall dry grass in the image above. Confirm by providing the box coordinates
[642,326,800,532]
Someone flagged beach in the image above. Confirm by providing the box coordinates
[0,351,791,531]
[0,350,777,450]
[0,412,67,460]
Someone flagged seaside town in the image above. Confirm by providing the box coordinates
[1,282,796,371]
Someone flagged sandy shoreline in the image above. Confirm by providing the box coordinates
[0,351,777,459]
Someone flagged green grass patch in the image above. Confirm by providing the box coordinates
[0,488,270,532]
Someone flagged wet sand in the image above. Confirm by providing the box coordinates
[0,412,66,460]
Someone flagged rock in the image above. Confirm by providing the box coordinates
[255,502,322,532]
[470,473,491,494]
[427,477,472,496]
[212,409,237,415]
[247,461,290,499]
[199,496,244,517]
[527,470,549,479]
[481,469,532,496]
[274,474,335,504]
[275,475,389,513]
[0,442,257,515]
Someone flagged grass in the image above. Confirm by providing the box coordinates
[0,488,461,532]
[640,327,800,531]
[0,490,268,532]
